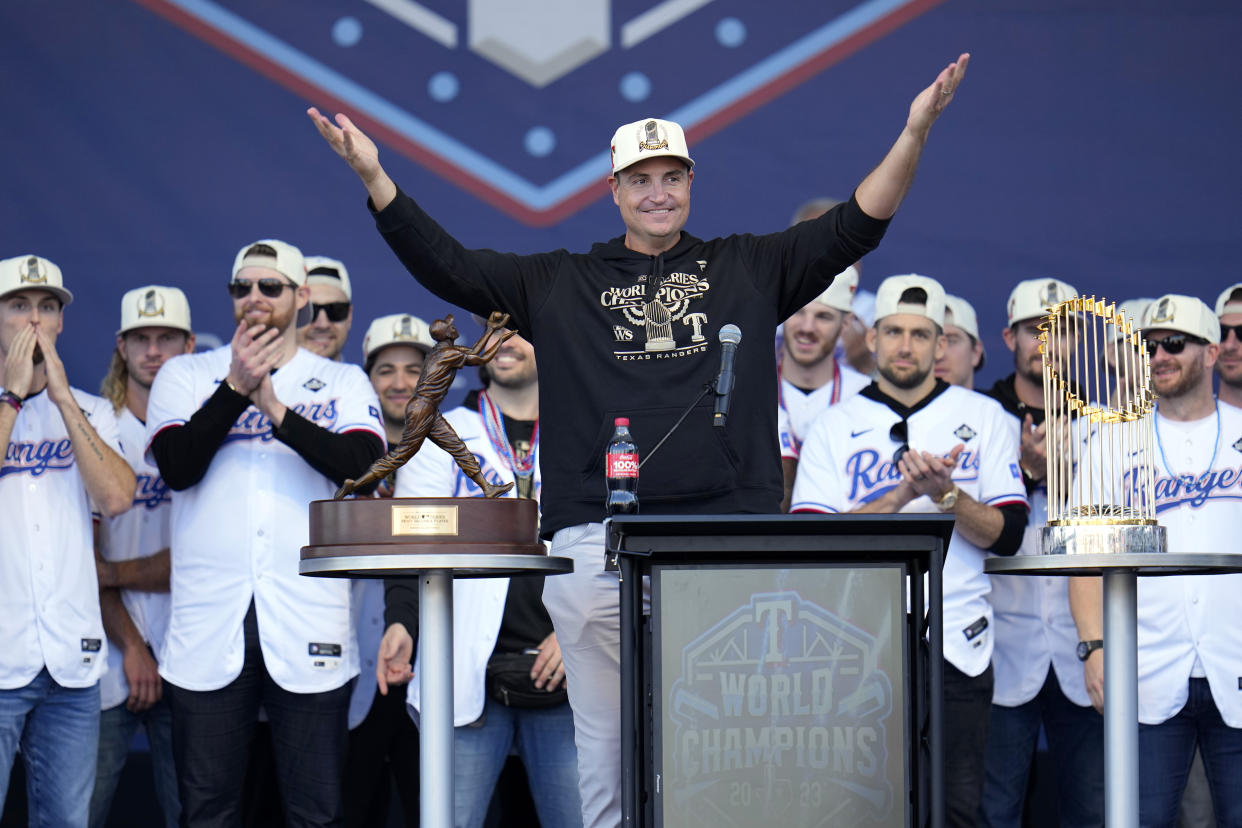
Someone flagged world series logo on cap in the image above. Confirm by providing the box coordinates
[1150,296,1175,324]
[19,256,47,285]
[394,316,416,339]
[137,289,166,319]
[638,119,668,152]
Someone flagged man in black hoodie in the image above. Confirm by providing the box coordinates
[310,53,970,828]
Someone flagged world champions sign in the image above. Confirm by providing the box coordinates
[655,569,906,827]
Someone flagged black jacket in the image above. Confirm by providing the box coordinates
[374,189,889,536]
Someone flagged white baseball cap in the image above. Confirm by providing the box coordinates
[1112,297,1153,341]
[943,294,981,340]
[0,255,73,306]
[1006,278,1076,327]
[1214,282,1242,317]
[609,118,694,175]
[362,313,435,362]
[874,274,946,328]
[1140,294,1220,344]
[232,239,306,286]
[304,256,352,301]
[810,265,859,313]
[118,286,193,335]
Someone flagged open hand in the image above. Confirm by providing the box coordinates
[907,53,970,137]
[307,107,384,184]
[34,326,73,407]
[899,444,963,500]
[2,325,38,398]
[227,321,282,395]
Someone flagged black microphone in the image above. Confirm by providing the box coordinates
[712,324,742,428]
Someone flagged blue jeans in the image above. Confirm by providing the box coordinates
[451,697,582,828]
[89,700,180,828]
[978,667,1104,828]
[1138,678,1242,828]
[0,669,100,827]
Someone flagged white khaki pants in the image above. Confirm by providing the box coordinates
[542,523,649,828]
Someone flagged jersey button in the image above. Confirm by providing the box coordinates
[257,529,265,537]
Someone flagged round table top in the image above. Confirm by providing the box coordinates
[300,553,573,579]
[985,552,1242,577]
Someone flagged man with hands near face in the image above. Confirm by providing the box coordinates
[792,274,1028,828]
[144,240,385,826]
[0,255,136,825]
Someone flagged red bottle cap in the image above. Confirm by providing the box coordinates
[614,417,630,426]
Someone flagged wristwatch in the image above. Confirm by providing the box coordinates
[935,485,959,512]
[1076,639,1104,661]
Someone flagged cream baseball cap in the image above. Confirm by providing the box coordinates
[0,255,73,306]
[232,239,306,286]
[1214,283,1242,317]
[118,286,192,335]
[362,313,435,362]
[609,118,694,174]
[810,265,859,313]
[874,274,946,328]
[304,256,352,301]
[1113,297,1153,341]
[943,294,981,340]
[1140,294,1220,344]
[1006,278,1076,327]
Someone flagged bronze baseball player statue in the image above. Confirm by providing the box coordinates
[335,311,516,499]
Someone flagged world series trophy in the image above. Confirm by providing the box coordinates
[1039,295,1167,557]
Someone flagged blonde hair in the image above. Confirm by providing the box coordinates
[99,349,128,413]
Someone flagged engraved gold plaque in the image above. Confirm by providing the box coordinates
[391,504,459,536]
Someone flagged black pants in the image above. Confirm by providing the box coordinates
[943,660,994,828]
[342,686,421,827]
[166,602,351,828]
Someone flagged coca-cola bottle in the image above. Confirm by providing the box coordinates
[605,417,639,515]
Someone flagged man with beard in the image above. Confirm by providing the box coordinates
[90,285,196,828]
[792,273,1028,828]
[935,294,985,390]
[1215,283,1242,409]
[0,255,136,825]
[977,278,1105,828]
[1070,294,1242,825]
[776,264,868,509]
[144,239,385,826]
[297,256,354,361]
[379,326,583,828]
[340,312,434,828]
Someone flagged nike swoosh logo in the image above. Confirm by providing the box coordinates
[851,428,873,438]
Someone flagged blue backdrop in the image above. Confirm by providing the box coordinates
[3,0,1239,392]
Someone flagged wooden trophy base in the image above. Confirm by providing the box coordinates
[300,497,556,579]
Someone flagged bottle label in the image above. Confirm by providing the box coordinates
[607,452,639,478]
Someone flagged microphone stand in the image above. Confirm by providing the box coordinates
[638,381,717,470]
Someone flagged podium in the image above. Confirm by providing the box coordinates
[608,514,954,828]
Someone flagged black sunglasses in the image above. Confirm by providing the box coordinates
[890,419,909,465]
[311,301,351,323]
[227,278,297,299]
[1144,333,1207,357]
[1221,323,1242,343]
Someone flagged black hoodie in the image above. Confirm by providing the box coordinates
[374,188,889,537]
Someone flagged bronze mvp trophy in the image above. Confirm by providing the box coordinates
[300,312,571,828]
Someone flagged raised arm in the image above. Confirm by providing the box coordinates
[308,107,398,211]
[854,53,970,220]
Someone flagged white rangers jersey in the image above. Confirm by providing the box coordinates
[1132,403,1242,725]
[0,387,120,689]
[145,346,384,693]
[777,361,870,460]
[98,407,174,711]
[394,403,541,726]
[791,383,1028,676]
[988,480,1089,707]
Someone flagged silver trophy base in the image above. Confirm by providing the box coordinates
[1042,522,1167,556]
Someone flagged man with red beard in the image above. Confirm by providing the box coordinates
[1215,283,1242,410]
[776,264,868,509]
[144,239,385,826]
[1070,294,1242,825]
